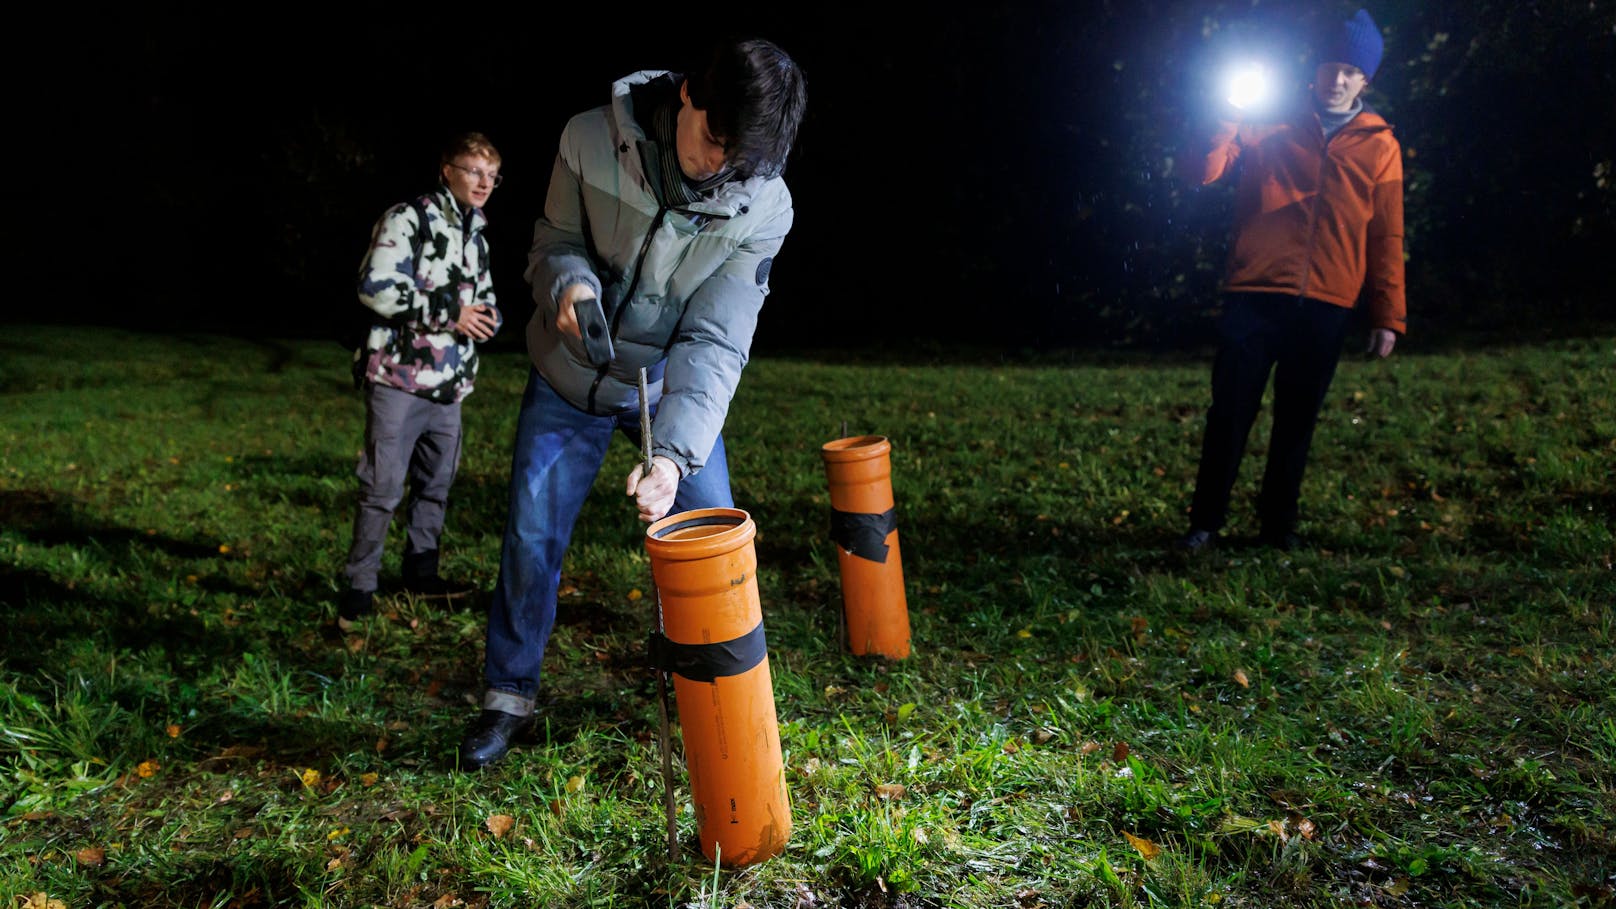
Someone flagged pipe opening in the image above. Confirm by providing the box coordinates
[652,513,746,541]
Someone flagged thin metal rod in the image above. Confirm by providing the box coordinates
[641,367,678,862]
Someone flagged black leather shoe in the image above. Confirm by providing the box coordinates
[400,574,474,598]
[1174,529,1216,555]
[1259,530,1303,551]
[458,709,533,770]
[337,589,374,632]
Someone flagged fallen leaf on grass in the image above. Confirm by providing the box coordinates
[627,588,643,601]
[1112,741,1130,762]
[565,775,586,793]
[300,769,322,788]
[20,894,67,909]
[360,773,379,787]
[165,724,182,738]
[486,814,515,838]
[1386,877,1411,896]
[136,761,160,778]
[1233,669,1250,689]
[432,895,464,908]
[874,783,906,800]
[75,846,105,866]
[1123,831,1161,860]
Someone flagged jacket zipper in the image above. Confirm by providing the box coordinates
[1295,121,1332,302]
[586,204,668,413]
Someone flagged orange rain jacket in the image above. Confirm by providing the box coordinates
[1204,107,1407,334]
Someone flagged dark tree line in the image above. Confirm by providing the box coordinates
[20,1,1614,350]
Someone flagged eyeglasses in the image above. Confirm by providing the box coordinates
[448,163,503,187]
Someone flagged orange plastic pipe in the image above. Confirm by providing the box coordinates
[820,435,912,659]
[645,507,790,867]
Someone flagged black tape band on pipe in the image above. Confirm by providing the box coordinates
[647,621,768,682]
[829,507,897,563]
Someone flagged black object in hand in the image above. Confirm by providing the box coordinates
[576,295,615,367]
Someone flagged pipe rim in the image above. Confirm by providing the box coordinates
[820,435,891,462]
[645,507,757,559]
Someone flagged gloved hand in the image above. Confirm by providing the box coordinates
[625,455,680,524]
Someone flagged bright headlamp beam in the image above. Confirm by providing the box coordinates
[1224,63,1272,111]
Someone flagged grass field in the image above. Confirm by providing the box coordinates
[2,325,1612,908]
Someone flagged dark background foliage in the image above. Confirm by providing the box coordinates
[17,0,1615,351]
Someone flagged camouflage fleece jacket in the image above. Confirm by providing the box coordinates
[355,188,501,404]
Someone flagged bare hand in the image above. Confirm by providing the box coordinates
[455,303,497,340]
[1367,328,1397,359]
[556,283,596,340]
[625,455,680,524]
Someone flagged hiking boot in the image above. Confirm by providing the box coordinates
[401,548,473,598]
[458,709,535,770]
[400,574,475,598]
[1259,529,1303,552]
[337,588,374,632]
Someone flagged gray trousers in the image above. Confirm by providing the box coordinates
[343,384,462,592]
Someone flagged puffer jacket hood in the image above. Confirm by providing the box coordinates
[523,70,794,476]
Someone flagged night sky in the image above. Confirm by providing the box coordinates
[17,1,1615,351]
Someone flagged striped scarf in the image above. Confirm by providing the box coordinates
[642,77,733,207]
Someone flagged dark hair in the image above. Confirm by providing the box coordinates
[441,131,501,167]
[685,38,807,180]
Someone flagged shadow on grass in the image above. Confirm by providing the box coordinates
[75,854,324,909]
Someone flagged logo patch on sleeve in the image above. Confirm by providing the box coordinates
[754,257,773,287]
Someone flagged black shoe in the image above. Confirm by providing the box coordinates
[1174,529,1216,555]
[337,588,374,632]
[401,548,472,598]
[458,709,534,770]
[400,574,474,598]
[1259,529,1303,551]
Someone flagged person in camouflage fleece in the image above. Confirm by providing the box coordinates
[338,132,504,631]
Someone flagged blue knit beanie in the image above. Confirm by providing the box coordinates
[1323,8,1384,79]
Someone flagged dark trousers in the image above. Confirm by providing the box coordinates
[344,384,463,592]
[1189,293,1353,535]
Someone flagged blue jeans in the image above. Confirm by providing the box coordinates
[482,369,732,714]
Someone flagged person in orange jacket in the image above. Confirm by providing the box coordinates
[1178,8,1405,553]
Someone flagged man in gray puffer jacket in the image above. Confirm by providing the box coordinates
[460,38,807,769]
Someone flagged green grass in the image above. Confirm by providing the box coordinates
[2,325,1613,908]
